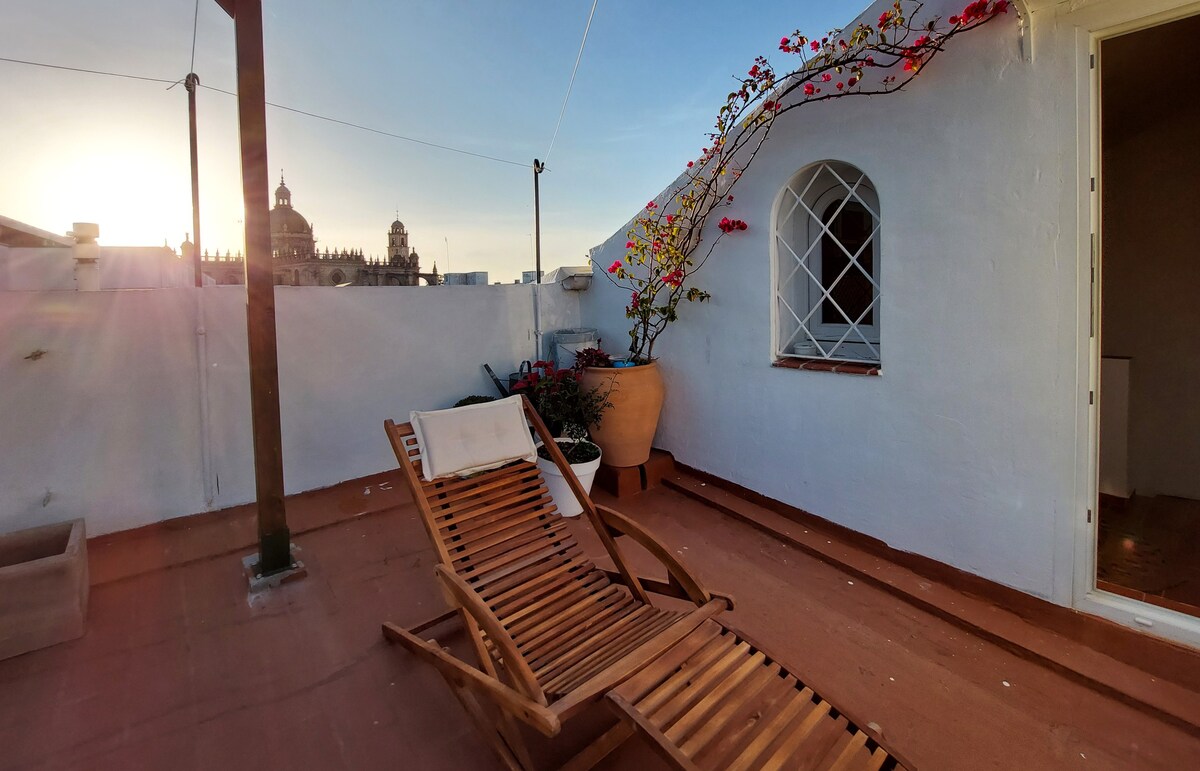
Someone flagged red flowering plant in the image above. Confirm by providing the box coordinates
[511,359,611,460]
[599,0,1011,363]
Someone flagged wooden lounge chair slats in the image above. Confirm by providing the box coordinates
[607,624,908,771]
[382,397,911,771]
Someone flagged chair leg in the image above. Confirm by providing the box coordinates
[448,680,533,771]
[559,720,636,771]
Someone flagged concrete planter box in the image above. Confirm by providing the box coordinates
[0,519,89,660]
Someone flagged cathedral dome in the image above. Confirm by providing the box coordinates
[391,219,405,232]
[271,205,311,234]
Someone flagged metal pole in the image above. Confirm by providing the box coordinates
[233,0,292,575]
[533,158,544,362]
[185,72,203,288]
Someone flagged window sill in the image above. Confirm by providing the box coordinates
[772,357,880,376]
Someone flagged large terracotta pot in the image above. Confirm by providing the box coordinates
[580,361,665,467]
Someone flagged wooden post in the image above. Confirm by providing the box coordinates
[185,73,203,288]
[230,0,291,575]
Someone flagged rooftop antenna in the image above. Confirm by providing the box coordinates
[444,236,449,275]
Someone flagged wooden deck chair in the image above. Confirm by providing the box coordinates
[382,396,910,771]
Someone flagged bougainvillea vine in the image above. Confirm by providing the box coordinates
[599,0,1011,362]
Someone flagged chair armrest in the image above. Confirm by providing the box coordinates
[595,504,729,610]
[434,565,547,705]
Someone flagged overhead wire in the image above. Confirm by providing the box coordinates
[199,83,528,166]
[543,0,599,164]
[189,0,200,73]
[0,55,530,169]
[0,56,179,85]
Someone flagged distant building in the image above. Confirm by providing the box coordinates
[442,271,489,286]
[521,270,544,284]
[194,174,440,287]
[0,215,190,291]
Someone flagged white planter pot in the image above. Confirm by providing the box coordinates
[536,441,602,518]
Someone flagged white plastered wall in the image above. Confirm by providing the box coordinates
[581,0,1199,613]
[0,283,580,536]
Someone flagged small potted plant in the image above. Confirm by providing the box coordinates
[511,360,610,516]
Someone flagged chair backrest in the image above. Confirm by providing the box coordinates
[385,419,586,592]
[385,397,652,703]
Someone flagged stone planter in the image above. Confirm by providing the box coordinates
[579,362,665,467]
[0,519,89,661]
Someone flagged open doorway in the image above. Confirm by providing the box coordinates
[1096,13,1200,618]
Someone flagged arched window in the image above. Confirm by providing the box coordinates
[774,161,880,363]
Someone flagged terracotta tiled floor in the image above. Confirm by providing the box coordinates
[1098,494,1200,616]
[2,475,1198,770]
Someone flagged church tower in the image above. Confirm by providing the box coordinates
[387,218,413,268]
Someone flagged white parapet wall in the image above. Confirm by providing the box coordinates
[0,283,580,536]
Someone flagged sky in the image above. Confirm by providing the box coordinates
[1,0,868,282]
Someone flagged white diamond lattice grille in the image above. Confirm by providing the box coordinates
[775,162,880,363]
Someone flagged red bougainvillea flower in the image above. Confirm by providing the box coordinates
[836,82,844,90]
[666,214,674,224]
[652,240,663,252]
[646,201,657,210]
[608,260,621,274]
[717,217,748,234]
[865,55,876,66]
[624,240,635,249]
[960,0,991,23]
[809,40,820,51]
[878,11,891,28]
[727,195,734,202]
[994,0,1009,13]
[821,73,832,82]
[748,64,760,77]
[949,14,960,24]
[803,82,816,95]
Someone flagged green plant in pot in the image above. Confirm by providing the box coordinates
[453,395,497,408]
[512,360,610,516]
[510,359,610,446]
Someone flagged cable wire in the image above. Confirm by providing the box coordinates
[198,84,528,168]
[544,0,599,164]
[0,55,530,169]
[0,56,179,85]
[189,0,200,73]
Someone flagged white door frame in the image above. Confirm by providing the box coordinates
[1072,1,1200,648]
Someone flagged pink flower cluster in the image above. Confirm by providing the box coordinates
[718,217,748,234]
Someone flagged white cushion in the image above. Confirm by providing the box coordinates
[410,395,537,481]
